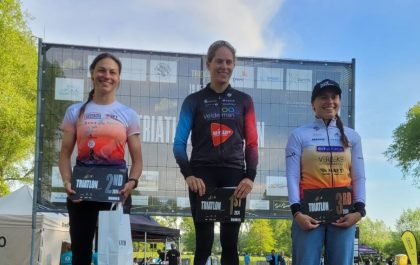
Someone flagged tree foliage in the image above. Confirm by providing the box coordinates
[0,0,37,195]
[243,219,275,255]
[385,103,420,187]
[180,217,196,252]
[395,208,420,241]
[269,219,292,256]
[358,217,393,252]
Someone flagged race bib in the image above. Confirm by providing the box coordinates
[196,187,246,223]
[70,166,127,202]
[302,186,352,223]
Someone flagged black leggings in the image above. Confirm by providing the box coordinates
[67,197,132,265]
[67,200,111,265]
[189,166,245,265]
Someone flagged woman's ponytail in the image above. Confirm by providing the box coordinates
[335,115,350,148]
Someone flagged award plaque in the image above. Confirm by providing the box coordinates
[70,166,127,202]
[195,187,246,223]
[301,186,353,223]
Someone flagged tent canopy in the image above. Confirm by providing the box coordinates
[0,185,70,265]
[0,185,34,214]
[130,214,180,242]
[359,244,378,254]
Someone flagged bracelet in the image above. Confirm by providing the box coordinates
[128,178,138,189]
[63,180,71,188]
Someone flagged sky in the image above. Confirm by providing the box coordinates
[20,0,420,229]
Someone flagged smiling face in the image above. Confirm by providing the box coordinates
[311,90,341,120]
[206,46,235,89]
[90,57,120,97]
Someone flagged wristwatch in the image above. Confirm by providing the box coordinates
[352,202,366,217]
[355,207,366,217]
[128,178,138,189]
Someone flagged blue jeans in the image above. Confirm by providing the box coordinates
[291,220,355,265]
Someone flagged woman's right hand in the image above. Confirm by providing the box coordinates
[185,175,206,196]
[64,182,82,203]
[294,212,320,230]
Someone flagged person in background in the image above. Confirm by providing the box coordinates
[244,252,250,265]
[173,40,258,265]
[286,79,366,265]
[157,249,166,264]
[278,251,286,265]
[59,52,143,265]
[268,249,278,265]
[166,243,181,265]
[60,242,72,265]
[386,255,394,265]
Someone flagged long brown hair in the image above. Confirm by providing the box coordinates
[335,114,350,147]
[78,53,122,119]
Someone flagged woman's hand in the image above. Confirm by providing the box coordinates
[119,180,137,201]
[64,182,82,203]
[294,212,320,230]
[234,178,253,199]
[185,175,206,196]
[332,212,362,228]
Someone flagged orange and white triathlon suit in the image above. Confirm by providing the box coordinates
[60,100,140,166]
[285,118,366,206]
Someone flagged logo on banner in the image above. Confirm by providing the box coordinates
[401,230,418,265]
[154,63,171,77]
[211,123,233,146]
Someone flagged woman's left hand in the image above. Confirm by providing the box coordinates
[332,212,362,228]
[234,178,253,199]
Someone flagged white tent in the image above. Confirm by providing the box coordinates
[0,185,70,265]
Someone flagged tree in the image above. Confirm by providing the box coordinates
[243,219,275,255]
[269,219,292,256]
[358,217,393,253]
[180,217,196,252]
[155,216,180,229]
[385,103,420,187]
[395,208,420,241]
[0,0,37,195]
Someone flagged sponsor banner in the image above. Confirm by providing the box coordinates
[232,66,254,88]
[70,167,127,202]
[302,186,352,223]
[51,166,63,187]
[50,192,67,203]
[138,171,159,191]
[120,58,147,81]
[401,230,418,265]
[150,60,177,83]
[257,67,283,89]
[286,69,312,91]
[196,187,245,223]
[132,195,149,206]
[266,176,288,196]
[55,77,84,101]
[249,199,270,210]
[177,197,190,208]
[272,199,290,211]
